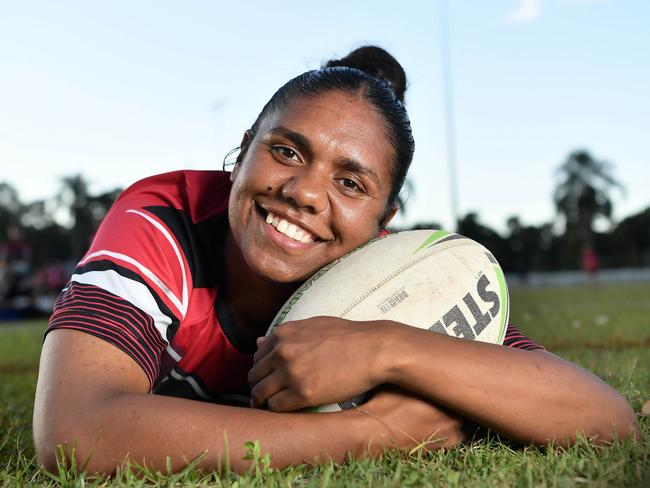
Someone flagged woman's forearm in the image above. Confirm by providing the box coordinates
[377,322,639,445]
[33,330,377,475]
[37,390,373,474]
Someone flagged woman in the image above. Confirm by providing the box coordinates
[33,46,638,474]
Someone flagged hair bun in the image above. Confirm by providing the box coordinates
[324,45,407,102]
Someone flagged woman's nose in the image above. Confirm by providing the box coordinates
[280,167,328,213]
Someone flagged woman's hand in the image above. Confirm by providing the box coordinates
[352,386,469,454]
[248,317,391,411]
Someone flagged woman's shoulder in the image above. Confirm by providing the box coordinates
[115,170,233,221]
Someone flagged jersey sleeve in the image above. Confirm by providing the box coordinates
[503,324,544,351]
[46,186,189,389]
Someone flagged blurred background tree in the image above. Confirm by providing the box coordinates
[553,150,625,249]
[1,149,649,316]
[0,183,23,239]
[0,175,121,315]
[55,175,122,261]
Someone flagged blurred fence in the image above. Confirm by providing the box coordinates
[507,267,650,288]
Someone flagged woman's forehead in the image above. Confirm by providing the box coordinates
[258,92,394,170]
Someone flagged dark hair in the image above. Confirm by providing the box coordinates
[237,45,414,218]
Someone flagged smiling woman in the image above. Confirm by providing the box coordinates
[227,92,394,285]
[32,46,639,475]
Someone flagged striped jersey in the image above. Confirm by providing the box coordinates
[46,170,541,406]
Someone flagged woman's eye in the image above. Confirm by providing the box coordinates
[272,146,299,161]
[338,178,364,194]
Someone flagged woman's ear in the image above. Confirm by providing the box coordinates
[230,131,252,182]
[380,206,398,229]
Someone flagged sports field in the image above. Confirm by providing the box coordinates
[1,283,648,486]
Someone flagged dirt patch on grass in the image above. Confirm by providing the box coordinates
[546,336,650,351]
[0,364,37,375]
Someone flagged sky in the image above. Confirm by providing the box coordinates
[1,0,648,232]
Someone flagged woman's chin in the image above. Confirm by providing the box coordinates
[246,254,317,285]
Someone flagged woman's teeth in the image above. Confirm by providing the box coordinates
[265,211,314,243]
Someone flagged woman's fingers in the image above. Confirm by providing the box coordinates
[249,318,385,411]
[265,389,303,413]
[250,372,284,408]
[248,350,275,387]
[253,335,274,362]
[249,371,308,412]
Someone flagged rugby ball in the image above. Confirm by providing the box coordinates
[266,229,509,412]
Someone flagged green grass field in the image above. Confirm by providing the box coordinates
[1,284,648,487]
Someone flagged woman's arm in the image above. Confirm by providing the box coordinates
[249,318,640,445]
[33,329,466,475]
[379,322,640,445]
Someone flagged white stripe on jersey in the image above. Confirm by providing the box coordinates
[71,269,181,360]
[170,368,211,400]
[126,209,189,317]
[79,248,185,318]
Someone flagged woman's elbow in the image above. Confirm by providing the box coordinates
[33,420,79,473]
[579,394,641,445]
[599,400,641,443]
[33,417,116,476]
[34,434,59,474]
[532,393,641,447]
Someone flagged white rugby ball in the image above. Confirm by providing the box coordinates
[266,229,509,412]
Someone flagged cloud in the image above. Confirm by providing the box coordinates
[504,0,542,23]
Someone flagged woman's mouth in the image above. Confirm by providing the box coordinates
[265,211,316,244]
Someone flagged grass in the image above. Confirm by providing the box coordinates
[1,284,649,486]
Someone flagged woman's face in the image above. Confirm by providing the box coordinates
[228,90,396,283]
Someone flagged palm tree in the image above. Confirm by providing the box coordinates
[55,175,121,259]
[553,150,624,247]
[0,182,23,237]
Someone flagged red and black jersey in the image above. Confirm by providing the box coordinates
[47,170,255,405]
[47,170,542,406]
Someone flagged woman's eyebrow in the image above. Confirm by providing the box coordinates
[337,158,381,187]
[267,126,313,159]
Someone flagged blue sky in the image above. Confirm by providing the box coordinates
[1,0,648,232]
